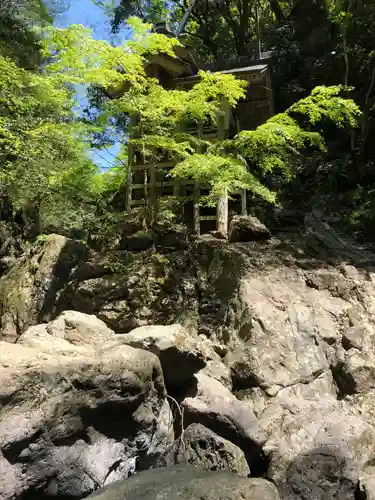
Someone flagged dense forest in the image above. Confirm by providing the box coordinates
[1,0,375,260]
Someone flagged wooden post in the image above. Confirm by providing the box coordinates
[266,69,275,116]
[193,185,200,235]
[125,144,134,211]
[193,121,204,235]
[255,0,262,59]
[125,159,133,211]
[125,115,136,211]
[217,189,228,237]
[173,179,180,196]
[150,164,157,225]
[216,99,229,238]
[241,189,247,215]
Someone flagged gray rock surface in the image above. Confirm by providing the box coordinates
[4,231,375,499]
[156,423,249,476]
[224,268,337,395]
[87,464,280,500]
[0,312,173,499]
[246,372,375,499]
[181,373,266,466]
[0,234,87,342]
[19,309,114,354]
[71,250,198,333]
[333,320,375,395]
[113,324,207,390]
[229,215,271,242]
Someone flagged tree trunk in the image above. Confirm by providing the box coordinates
[269,0,285,23]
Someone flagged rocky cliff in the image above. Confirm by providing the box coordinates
[1,215,375,499]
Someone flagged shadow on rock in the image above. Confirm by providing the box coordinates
[279,446,358,500]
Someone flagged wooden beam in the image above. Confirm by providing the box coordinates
[131,161,175,171]
[200,215,217,221]
[131,199,146,206]
[193,185,200,235]
[131,179,195,189]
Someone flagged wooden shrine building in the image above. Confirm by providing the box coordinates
[125,22,274,236]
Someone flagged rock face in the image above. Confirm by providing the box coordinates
[220,250,375,498]
[156,423,249,476]
[87,464,280,500]
[0,311,173,499]
[71,250,198,333]
[0,235,87,342]
[181,373,266,467]
[190,235,375,498]
[248,372,375,499]
[4,225,375,499]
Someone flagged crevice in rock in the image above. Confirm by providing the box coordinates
[2,430,43,464]
[330,363,356,399]
[355,481,366,500]
[102,459,123,485]
[249,450,270,478]
[51,428,91,447]
[231,372,260,393]
[79,400,143,441]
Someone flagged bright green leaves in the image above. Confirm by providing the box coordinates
[41,24,146,88]
[41,18,181,89]
[220,87,361,198]
[191,71,247,107]
[232,113,325,179]
[0,54,97,221]
[171,84,360,203]
[35,17,361,212]
[172,154,276,204]
[0,56,72,122]
[289,85,361,128]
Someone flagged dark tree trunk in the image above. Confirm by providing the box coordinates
[269,0,285,22]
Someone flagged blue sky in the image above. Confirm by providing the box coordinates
[56,1,125,170]
[56,0,114,41]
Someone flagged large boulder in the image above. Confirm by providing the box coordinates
[87,464,280,500]
[0,234,87,342]
[113,324,207,390]
[222,262,375,395]
[180,373,266,468]
[19,310,114,354]
[156,423,249,476]
[0,312,173,499]
[333,320,375,395]
[229,215,271,242]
